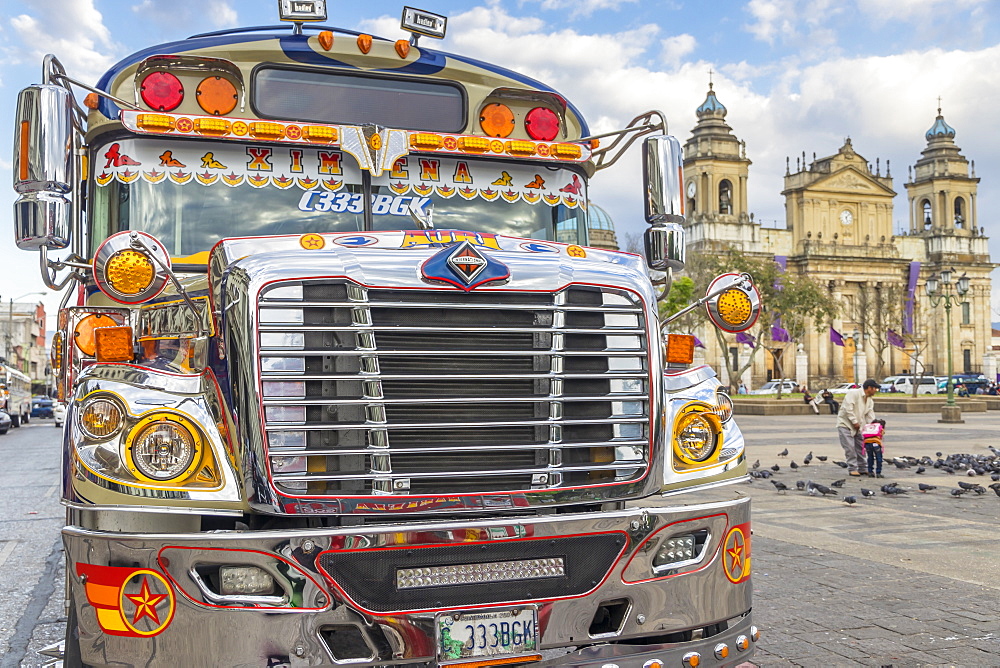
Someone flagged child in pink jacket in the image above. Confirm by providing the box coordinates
[862,419,886,478]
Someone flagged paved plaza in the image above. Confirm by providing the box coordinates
[737,410,1000,666]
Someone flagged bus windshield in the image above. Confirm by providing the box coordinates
[90,138,589,258]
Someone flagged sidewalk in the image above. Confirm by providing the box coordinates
[735,412,1000,666]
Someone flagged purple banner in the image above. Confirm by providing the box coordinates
[771,324,791,342]
[904,261,921,334]
[736,331,757,348]
[693,336,706,348]
[886,329,906,348]
[830,326,845,347]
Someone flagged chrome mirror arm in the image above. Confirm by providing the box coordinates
[585,110,667,172]
[39,247,87,291]
[128,233,206,338]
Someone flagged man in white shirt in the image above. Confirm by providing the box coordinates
[836,379,878,476]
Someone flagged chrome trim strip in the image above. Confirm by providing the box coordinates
[258,325,646,334]
[259,301,643,312]
[62,500,243,516]
[663,365,717,392]
[264,417,649,431]
[659,474,750,498]
[267,440,648,456]
[272,463,645,482]
[260,372,649,381]
[258,349,647,356]
[261,395,647,405]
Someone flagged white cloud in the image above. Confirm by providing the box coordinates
[661,34,697,69]
[10,0,116,85]
[858,0,988,22]
[744,0,796,45]
[131,0,239,31]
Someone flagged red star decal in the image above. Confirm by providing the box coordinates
[727,534,744,573]
[126,577,166,625]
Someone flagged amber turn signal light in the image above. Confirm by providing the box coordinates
[94,326,135,363]
[665,334,695,365]
[74,313,120,356]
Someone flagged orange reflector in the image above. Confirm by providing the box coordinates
[410,133,444,149]
[84,93,100,109]
[249,122,285,139]
[303,125,338,143]
[590,138,601,149]
[74,314,120,357]
[196,76,238,116]
[357,34,373,54]
[194,117,231,135]
[505,140,536,156]
[19,121,29,181]
[136,113,175,131]
[665,334,695,365]
[479,103,515,138]
[94,326,134,363]
[395,39,410,58]
[446,655,542,668]
[552,143,583,159]
[459,136,491,152]
[318,31,333,50]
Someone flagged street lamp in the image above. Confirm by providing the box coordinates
[4,291,46,370]
[925,268,968,423]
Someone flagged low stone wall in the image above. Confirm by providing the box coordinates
[733,396,992,415]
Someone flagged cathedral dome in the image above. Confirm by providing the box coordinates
[925,108,956,140]
[696,83,727,119]
[587,203,618,250]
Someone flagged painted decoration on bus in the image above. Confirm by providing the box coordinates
[94,140,585,208]
[76,563,175,637]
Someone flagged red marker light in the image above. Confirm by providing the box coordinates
[525,107,560,141]
[140,72,184,112]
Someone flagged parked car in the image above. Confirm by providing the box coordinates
[0,409,10,435]
[30,396,54,418]
[938,375,989,395]
[883,376,937,395]
[53,402,65,428]
[749,379,799,395]
[829,382,860,394]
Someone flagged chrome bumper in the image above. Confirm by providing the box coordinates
[65,493,753,666]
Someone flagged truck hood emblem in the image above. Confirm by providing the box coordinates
[421,240,510,291]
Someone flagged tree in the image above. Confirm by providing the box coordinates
[849,282,906,381]
[690,247,840,397]
[658,276,695,322]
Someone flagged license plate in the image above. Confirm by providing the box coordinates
[436,607,538,664]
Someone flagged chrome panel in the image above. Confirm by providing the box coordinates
[64,495,751,665]
[14,190,71,250]
[65,365,246,512]
[13,84,74,194]
[209,236,666,514]
[642,135,685,225]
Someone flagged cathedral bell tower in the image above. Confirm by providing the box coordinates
[905,106,980,238]
[683,82,751,225]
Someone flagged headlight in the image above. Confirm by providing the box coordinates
[714,388,734,423]
[126,414,202,481]
[80,397,125,439]
[673,403,721,468]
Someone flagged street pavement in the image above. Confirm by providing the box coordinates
[3,412,1000,666]
[737,410,1000,667]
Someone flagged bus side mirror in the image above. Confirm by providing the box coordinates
[642,135,685,271]
[13,84,73,250]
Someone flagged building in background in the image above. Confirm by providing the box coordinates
[681,84,994,389]
[1,300,48,391]
[587,204,619,250]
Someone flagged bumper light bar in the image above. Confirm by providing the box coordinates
[397,558,564,589]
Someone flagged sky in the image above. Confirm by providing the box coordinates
[1,0,999,329]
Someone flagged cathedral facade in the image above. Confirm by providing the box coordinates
[682,85,995,389]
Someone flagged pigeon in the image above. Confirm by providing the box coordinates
[803,452,814,465]
[882,484,907,495]
[989,483,1000,497]
[950,488,967,497]
[894,459,909,469]
[943,466,955,474]
[957,481,978,491]
[778,448,789,457]
[843,495,857,505]
[966,468,978,477]
[817,455,828,462]
[771,480,789,493]
[830,478,846,488]
[860,488,877,498]
[834,461,849,469]
[992,474,1000,482]
[752,459,761,470]
[809,482,838,496]
[771,464,781,472]
[972,485,987,495]
[918,483,937,492]
[795,480,806,490]
[915,467,926,474]
[790,461,799,470]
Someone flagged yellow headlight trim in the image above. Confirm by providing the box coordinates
[672,402,722,470]
[124,412,218,486]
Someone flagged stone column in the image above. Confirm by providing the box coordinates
[795,343,808,388]
[982,352,996,383]
[738,349,752,389]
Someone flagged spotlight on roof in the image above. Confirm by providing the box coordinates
[400,6,447,45]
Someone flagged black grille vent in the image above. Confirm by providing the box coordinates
[257,282,651,497]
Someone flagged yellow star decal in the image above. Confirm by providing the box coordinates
[126,576,167,625]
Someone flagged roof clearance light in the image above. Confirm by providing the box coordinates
[140,71,184,112]
[459,136,490,152]
[136,113,175,132]
[302,125,338,142]
[400,7,448,40]
[525,107,560,141]
[552,143,583,160]
[480,103,515,138]
[411,133,443,149]
[196,76,238,116]
[249,121,285,139]
[278,0,327,22]
[194,118,231,135]
[506,140,536,156]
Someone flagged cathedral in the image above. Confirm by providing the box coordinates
[682,83,995,389]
